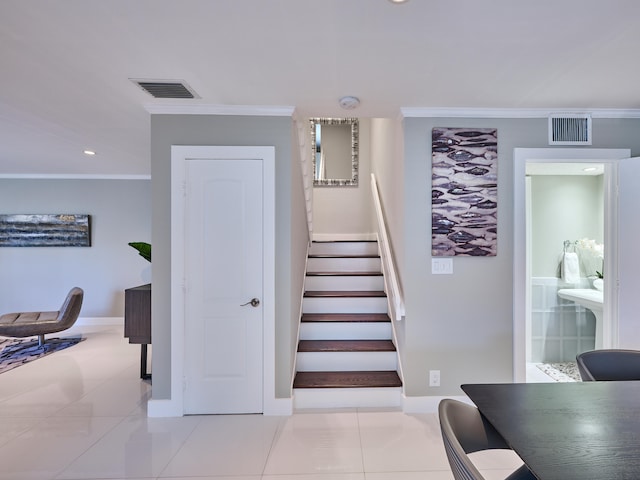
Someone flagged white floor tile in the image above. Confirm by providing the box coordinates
[57,415,202,479]
[0,416,122,480]
[264,412,364,475]
[358,411,450,472]
[0,324,522,480]
[160,414,282,477]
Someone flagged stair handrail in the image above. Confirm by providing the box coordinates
[370,173,405,321]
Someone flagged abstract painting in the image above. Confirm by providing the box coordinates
[0,214,91,247]
[431,128,497,256]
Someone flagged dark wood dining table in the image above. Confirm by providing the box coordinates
[462,381,640,480]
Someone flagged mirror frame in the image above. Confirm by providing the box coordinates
[310,117,359,186]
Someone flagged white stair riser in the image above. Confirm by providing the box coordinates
[296,351,397,371]
[305,275,384,291]
[300,322,391,340]
[293,387,402,410]
[309,242,378,256]
[307,257,381,273]
[303,297,387,314]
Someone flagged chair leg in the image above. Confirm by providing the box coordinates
[38,334,45,346]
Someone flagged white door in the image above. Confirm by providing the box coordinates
[616,156,640,349]
[183,158,264,414]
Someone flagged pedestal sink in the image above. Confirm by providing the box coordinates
[557,288,604,349]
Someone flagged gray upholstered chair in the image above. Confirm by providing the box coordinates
[0,287,84,346]
[438,399,536,480]
[576,349,640,381]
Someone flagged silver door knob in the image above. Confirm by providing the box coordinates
[240,298,260,307]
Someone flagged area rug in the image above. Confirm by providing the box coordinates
[537,361,581,382]
[0,336,84,374]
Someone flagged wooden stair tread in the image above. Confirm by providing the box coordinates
[293,371,402,388]
[302,313,391,323]
[306,271,383,276]
[304,290,386,298]
[298,339,396,352]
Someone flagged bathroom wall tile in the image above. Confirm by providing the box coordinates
[563,316,578,337]
[542,315,561,337]
[562,339,579,361]
[541,339,562,363]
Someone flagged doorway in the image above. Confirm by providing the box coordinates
[513,148,630,382]
[169,146,276,415]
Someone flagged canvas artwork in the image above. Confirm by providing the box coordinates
[0,214,91,247]
[431,128,497,256]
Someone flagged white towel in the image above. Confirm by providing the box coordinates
[561,252,580,284]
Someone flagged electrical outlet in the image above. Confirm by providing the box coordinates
[429,369,441,387]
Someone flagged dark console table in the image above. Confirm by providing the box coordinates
[124,283,151,379]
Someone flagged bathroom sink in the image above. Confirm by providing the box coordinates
[557,288,604,349]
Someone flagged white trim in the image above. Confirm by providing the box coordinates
[75,316,123,326]
[145,104,295,117]
[513,148,630,383]
[402,394,473,413]
[0,174,151,180]
[401,107,640,119]
[157,145,277,417]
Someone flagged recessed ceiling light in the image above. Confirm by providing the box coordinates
[388,0,409,3]
[83,150,96,156]
[583,167,597,172]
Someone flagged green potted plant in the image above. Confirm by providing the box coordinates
[128,242,151,263]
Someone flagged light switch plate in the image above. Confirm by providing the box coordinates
[432,258,453,274]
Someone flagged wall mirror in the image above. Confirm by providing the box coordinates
[310,117,359,186]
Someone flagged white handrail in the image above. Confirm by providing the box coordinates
[371,173,405,321]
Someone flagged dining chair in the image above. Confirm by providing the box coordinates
[576,349,640,381]
[438,399,536,480]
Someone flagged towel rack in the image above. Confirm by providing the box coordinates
[563,240,577,252]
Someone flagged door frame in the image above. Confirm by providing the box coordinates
[169,145,277,415]
[513,147,630,382]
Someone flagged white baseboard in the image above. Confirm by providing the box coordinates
[402,394,473,413]
[75,316,123,326]
[147,399,183,418]
[312,233,376,242]
[264,397,293,416]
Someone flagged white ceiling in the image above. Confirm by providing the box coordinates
[2,0,640,176]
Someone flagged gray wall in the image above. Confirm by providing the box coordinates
[401,116,640,397]
[370,116,406,365]
[0,179,151,316]
[313,119,375,237]
[531,175,603,278]
[150,115,307,400]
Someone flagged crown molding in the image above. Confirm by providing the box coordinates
[400,107,640,119]
[0,174,151,180]
[145,103,295,116]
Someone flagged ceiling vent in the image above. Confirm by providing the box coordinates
[130,79,200,99]
[548,114,592,145]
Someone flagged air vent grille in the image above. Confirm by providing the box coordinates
[131,79,199,99]
[548,114,592,145]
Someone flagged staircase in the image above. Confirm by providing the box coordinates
[293,240,402,409]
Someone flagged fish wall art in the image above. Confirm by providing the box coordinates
[0,214,91,247]
[431,127,497,256]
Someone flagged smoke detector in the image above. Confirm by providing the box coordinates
[339,96,360,110]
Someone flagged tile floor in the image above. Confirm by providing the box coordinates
[0,324,528,480]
